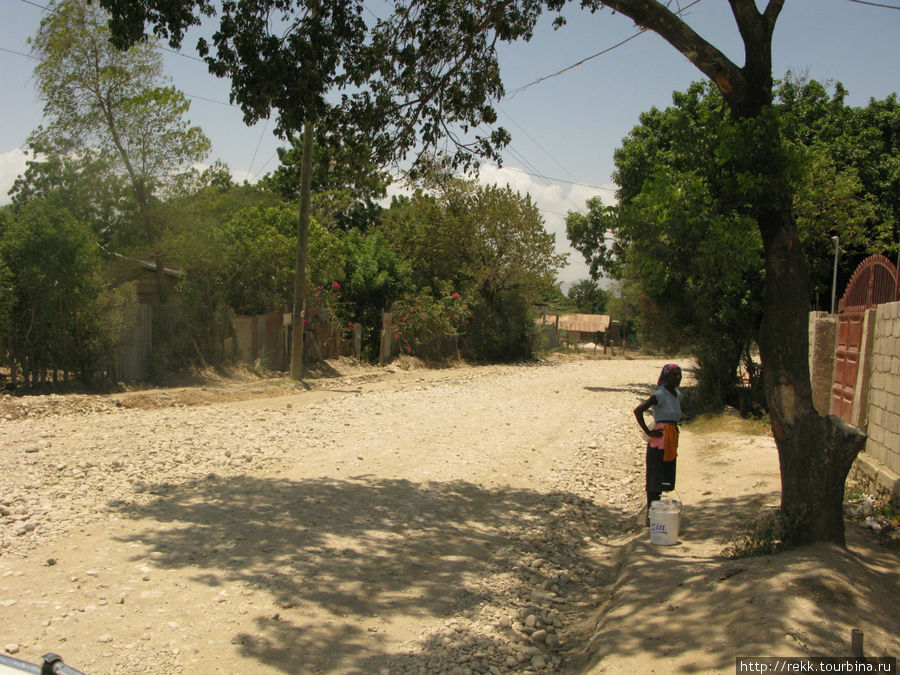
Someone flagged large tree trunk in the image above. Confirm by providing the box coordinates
[606,0,869,546]
[756,198,867,546]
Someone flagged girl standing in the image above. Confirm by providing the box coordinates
[634,364,683,521]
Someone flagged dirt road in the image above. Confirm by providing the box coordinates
[2,357,898,674]
[0,357,662,673]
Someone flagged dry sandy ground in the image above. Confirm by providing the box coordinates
[1,356,897,674]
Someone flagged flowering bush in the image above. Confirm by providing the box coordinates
[306,282,346,333]
[390,287,469,361]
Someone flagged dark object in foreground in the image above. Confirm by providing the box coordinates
[0,652,86,675]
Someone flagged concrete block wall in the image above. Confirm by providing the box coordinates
[859,300,900,503]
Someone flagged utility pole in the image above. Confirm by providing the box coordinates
[830,235,840,314]
[289,118,316,379]
[289,0,321,380]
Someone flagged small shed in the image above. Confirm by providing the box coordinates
[109,257,186,305]
[536,313,613,351]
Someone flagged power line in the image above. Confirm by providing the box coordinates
[490,167,615,192]
[160,46,206,63]
[506,31,645,99]
[248,118,270,177]
[0,46,37,60]
[846,0,900,8]
[485,156,610,193]
[18,0,51,11]
[492,132,610,209]
[505,0,704,99]
[183,91,233,107]
[497,106,580,183]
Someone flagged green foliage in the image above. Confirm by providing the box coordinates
[221,203,344,315]
[778,76,898,301]
[339,229,415,360]
[381,178,565,297]
[568,76,898,410]
[380,176,565,361]
[9,142,133,245]
[462,292,535,363]
[29,0,210,281]
[147,283,207,378]
[567,279,610,314]
[262,129,390,232]
[391,287,469,361]
[0,200,132,384]
[102,0,369,140]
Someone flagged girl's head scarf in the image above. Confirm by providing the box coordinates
[658,363,681,386]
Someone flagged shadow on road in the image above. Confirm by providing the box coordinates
[110,475,619,672]
[569,490,900,673]
[110,473,899,673]
[584,383,649,396]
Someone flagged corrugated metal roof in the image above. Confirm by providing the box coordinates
[537,314,611,332]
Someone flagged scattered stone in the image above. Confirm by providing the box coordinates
[4,644,19,655]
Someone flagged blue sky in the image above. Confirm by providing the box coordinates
[1,0,898,287]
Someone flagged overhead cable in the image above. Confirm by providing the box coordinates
[505,0,704,99]
[846,0,900,8]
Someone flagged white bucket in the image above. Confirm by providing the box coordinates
[649,499,682,545]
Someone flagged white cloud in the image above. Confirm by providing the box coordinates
[0,149,28,206]
[475,164,614,291]
[380,165,616,292]
[231,169,260,185]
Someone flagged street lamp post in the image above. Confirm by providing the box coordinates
[830,235,840,314]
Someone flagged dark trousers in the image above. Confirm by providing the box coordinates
[645,445,676,507]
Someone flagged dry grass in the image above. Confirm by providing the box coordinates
[685,410,771,437]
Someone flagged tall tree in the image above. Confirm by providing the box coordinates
[100,0,370,377]
[568,279,610,315]
[29,0,210,302]
[568,77,895,407]
[380,177,566,361]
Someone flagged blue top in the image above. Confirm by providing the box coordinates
[652,386,682,423]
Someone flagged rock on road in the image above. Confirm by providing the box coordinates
[0,357,669,674]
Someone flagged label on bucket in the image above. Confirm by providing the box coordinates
[649,503,680,545]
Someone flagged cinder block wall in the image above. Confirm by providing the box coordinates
[859,300,900,502]
[810,305,900,504]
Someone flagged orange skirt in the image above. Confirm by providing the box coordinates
[648,423,679,461]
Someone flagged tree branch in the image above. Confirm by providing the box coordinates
[600,0,747,109]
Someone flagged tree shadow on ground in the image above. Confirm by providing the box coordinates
[569,491,900,672]
[584,383,650,396]
[109,475,620,672]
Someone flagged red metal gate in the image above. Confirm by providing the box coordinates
[830,254,899,422]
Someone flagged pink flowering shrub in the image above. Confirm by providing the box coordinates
[306,282,346,333]
[390,287,469,361]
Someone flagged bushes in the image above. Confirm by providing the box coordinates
[391,288,469,361]
[461,292,534,363]
[0,202,133,387]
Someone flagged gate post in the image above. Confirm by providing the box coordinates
[379,312,393,365]
[809,311,837,416]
